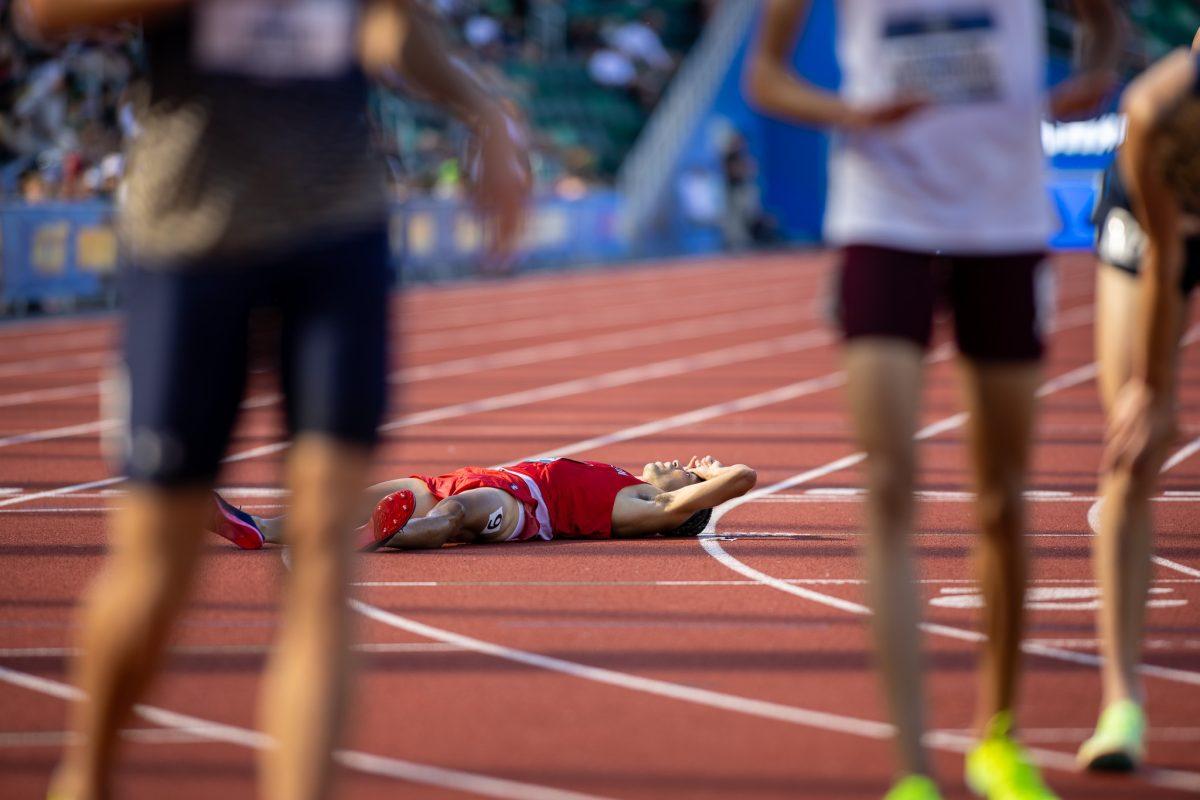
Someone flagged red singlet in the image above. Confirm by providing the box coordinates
[412,458,646,541]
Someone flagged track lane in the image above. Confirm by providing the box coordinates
[1,253,1197,799]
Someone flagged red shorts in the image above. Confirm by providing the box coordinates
[837,245,1050,362]
[411,467,543,541]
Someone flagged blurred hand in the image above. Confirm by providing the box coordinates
[466,106,532,261]
[1102,378,1176,475]
[843,96,929,130]
[1049,69,1118,121]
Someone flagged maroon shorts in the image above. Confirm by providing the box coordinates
[837,245,1050,362]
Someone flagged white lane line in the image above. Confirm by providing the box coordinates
[0,420,118,450]
[0,283,797,412]
[932,727,1200,744]
[349,599,894,738]
[403,281,803,354]
[0,642,462,658]
[0,304,813,450]
[352,578,1200,588]
[0,665,613,800]
[518,371,846,464]
[0,728,218,748]
[333,298,1200,794]
[0,329,836,510]
[0,351,112,380]
[1024,639,1200,651]
[1163,433,1200,472]
[1087,431,1200,579]
[699,357,1200,687]
[394,301,806,384]
[0,476,126,510]
[381,330,831,433]
[0,383,99,409]
[343,601,1200,793]
[0,505,289,515]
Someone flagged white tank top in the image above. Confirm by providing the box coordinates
[824,0,1051,253]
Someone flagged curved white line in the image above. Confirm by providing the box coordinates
[698,361,1200,686]
[0,663,611,800]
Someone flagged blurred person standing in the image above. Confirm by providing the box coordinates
[745,1,1119,798]
[17,2,529,799]
[1080,30,1200,772]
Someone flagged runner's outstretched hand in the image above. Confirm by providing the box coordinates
[467,104,533,261]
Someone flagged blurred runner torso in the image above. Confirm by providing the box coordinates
[121,0,386,266]
[825,0,1050,254]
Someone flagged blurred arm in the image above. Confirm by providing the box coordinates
[743,0,849,126]
[364,0,506,127]
[1071,0,1121,75]
[743,0,926,129]
[612,463,756,536]
[1048,0,1122,119]
[17,0,185,37]
[362,0,531,257]
[1120,50,1195,392]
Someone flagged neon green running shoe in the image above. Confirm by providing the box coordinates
[884,774,942,800]
[1077,699,1146,772]
[965,712,1058,799]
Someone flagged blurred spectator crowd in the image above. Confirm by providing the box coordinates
[1,1,136,203]
[378,0,708,200]
[1,0,710,204]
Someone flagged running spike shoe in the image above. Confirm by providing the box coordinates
[884,774,942,800]
[209,492,264,550]
[1077,699,1145,772]
[357,489,416,551]
[965,711,1058,799]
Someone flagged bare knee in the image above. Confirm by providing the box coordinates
[975,479,1023,540]
[431,498,467,527]
[864,453,916,535]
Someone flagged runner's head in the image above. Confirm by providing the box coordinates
[641,459,702,492]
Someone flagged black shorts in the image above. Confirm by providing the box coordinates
[1094,206,1200,295]
[120,227,391,486]
[837,245,1049,362]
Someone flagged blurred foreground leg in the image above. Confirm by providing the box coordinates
[846,339,929,779]
[50,486,211,800]
[258,434,369,800]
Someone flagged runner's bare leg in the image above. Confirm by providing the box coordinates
[258,435,367,800]
[958,360,1039,730]
[846,339,929,778]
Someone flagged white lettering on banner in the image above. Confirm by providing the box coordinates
[193,0,356,80]
[881,9,1002,104]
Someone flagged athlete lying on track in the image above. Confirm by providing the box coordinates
[209,455,757,551]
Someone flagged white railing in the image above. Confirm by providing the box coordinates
[616,0,758,242]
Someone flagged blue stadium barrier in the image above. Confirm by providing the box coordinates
[0,192,625,313]
[0,201,119,313]
[392,192,624,282]
[0,178,1097,315]
[1047,170,1100,250]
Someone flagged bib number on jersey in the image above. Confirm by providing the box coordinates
[193,0,357,80]
[881,9,1002,105]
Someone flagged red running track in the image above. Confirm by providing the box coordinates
[0,251,1198,799]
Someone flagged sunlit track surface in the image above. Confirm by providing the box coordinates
[0,251,1198,799]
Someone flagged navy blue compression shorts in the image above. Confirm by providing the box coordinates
[119,227,391,486]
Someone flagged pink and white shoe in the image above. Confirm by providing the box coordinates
[356,490,416,552]
[208,492,265,550]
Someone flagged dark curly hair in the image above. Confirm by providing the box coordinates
[1160,96,1200,216]
[661,507,713,538]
